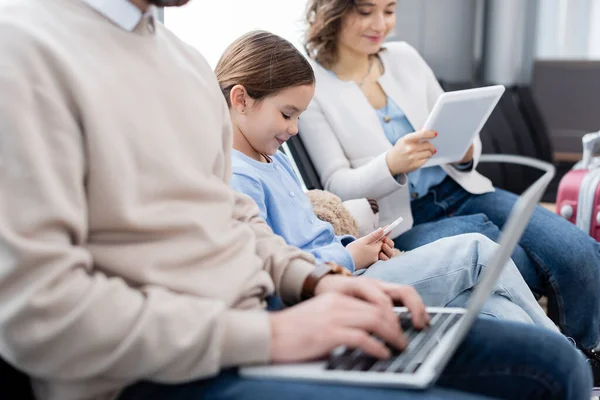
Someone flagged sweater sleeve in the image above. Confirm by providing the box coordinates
[229,191,316,304]
[0,36,275,383]
[312,236,356,273]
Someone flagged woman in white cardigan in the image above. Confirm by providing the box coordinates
[298,0,600,367]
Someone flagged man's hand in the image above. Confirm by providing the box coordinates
[314,275,428,323]
[269,277,429,364]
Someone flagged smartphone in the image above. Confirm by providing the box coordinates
[375,216,404,242]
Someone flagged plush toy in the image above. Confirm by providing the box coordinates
[307,189,402,258]
[306,189,359,237]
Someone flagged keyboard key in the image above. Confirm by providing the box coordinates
[326,311,462,374]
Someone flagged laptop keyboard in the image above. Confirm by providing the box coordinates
[326,311,462,374]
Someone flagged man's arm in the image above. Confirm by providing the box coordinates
[0,34,270,382]
[230,190,316,305]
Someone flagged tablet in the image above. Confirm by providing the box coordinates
[420,85,505,168]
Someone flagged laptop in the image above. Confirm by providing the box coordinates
[240,154,555,390]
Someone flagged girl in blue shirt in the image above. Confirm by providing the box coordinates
[215,30,554,330]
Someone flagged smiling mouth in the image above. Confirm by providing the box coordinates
[276,138,286,145]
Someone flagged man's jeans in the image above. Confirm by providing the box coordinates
[118,317,592,400]
[395,177,600,350]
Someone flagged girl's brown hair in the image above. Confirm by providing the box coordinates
[304,0,356,68]
[215,30,315,107]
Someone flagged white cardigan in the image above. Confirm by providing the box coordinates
[298,41,494,238]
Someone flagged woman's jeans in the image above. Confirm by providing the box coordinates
[118,317,592,400]
[357,233,556,331]
[394,177,600,350]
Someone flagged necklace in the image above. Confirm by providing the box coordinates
[383,100,391,123]
[358,56,374,87]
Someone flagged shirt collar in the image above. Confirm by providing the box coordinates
[80,0,157,31]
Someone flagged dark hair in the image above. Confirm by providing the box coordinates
[304,0,386,68]
[304,0,356,68]
[215,30,315,107]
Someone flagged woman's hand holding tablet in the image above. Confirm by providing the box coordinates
[385,129,438,175]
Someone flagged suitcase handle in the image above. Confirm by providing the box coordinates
[582,131,600,169]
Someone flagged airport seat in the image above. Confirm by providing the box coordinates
[0,357,34,399]
[286,134,324,191]
[532,60,600,157]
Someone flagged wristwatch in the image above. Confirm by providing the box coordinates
[301,262,352,301]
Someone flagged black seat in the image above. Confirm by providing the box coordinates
[496,87,549,194]
[512,86,553,163]
[0,358,34,399]
[286,135,323,190]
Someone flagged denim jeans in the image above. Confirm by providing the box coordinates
[357,233,556,331]
[117,318,592,400]
[394,177,600,350]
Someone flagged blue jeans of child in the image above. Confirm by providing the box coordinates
[394,177,600,350]
[356,233,556,331]
[117,317,591,400]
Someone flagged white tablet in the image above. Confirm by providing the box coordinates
[421,85,505,168]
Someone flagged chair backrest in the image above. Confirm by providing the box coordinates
[286,134,323,190]
[0,358,34,399]
[532,60,600,154]
[513,86,554,162]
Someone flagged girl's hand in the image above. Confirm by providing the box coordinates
[378,236,395,261]
[346,228,387,270]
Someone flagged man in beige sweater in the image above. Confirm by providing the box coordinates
[0,0,592,400]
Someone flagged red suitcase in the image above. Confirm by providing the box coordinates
[556,131,600,240]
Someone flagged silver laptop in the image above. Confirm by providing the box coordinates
[240,154,555,390]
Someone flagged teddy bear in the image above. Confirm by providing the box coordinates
[306,189,403,258]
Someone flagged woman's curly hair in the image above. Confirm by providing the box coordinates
[304,0,357,68]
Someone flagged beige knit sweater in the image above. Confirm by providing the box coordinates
[0,1,316,399]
